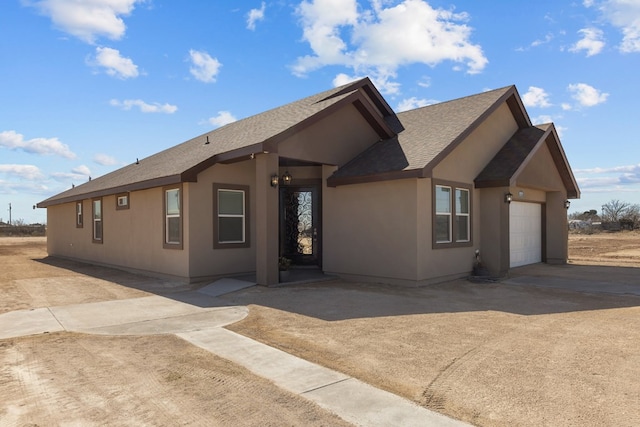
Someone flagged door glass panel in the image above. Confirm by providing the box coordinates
[283,190,313,257]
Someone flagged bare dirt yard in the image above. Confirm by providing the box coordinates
[0,237,352,426]
[1,233,639,426]
[225,231,640,427]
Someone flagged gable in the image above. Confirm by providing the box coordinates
[515,140,565,191]
[431,102,519,183]
[278,102,381,167]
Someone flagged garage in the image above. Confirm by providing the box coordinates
[509,202,542,268]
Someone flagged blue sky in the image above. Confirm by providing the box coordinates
[2,0,639,224]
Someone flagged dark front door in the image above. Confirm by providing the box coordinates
[280,184,321,267]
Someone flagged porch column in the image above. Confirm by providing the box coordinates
[255,153,279,286]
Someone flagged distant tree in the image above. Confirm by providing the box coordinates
[601,200,631,223]
[569,209,600,221]
[11,218,26,226]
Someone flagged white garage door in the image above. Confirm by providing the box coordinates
[509,202,542,268]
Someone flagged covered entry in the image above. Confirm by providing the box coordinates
[509,201,542,267]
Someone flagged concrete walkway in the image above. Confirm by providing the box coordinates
[0,278,470,427]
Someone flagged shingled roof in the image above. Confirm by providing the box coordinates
[327,85,528,186]
[38,78,396,207]
[475,123,580,198]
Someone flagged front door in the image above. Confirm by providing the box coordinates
[280,184,321,267]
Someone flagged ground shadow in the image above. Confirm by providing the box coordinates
[33,256,232,309]
[35,256,640,320]
[216,263,640,321]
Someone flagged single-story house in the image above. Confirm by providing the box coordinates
[38,78,580,286]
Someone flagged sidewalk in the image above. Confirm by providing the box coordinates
[0,278,470,427]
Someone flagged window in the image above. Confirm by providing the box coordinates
[455,189,470,242]
[213,184,250,249]
[76,201,83,228]
[435,186,451,243]
[116,193,129,210]
[92,198,102,243]
[164,187,182,249]
[433,181,472,248]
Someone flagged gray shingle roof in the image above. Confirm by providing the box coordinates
[328,85,519,184]
[38,78,385,207]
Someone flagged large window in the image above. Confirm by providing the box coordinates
[76,201,83,228]
[164,186,182,249]
[433,182,472,248]
[213,184,249,249]
[92,198,102,243]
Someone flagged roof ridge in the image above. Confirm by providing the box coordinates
[397,85,515,115]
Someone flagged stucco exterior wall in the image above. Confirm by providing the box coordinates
[322,175,419,283]
[278,103,380,167]
[415,179,482,283]
[432,103,519,182]
[186,160,257,281]
[46,187,190,280]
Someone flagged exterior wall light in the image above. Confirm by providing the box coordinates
[282,171,292,185]
[270,174,279,187]
[564,200,571,209]
[504,192,513,204]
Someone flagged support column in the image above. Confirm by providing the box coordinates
[255,153,279,286]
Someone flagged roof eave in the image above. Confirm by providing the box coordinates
[327,168,423,187]
[37,174,184,208]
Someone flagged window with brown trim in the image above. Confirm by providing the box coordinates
[92,198,103,244]
[76,201,83,228]
[433,181,472,248]
[163,185,183,249]
[116,192,130,210]
[213,183,250,249]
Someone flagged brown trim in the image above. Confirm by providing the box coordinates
[213,183,250,249]
[163,184,183,250]
[541,202,547,262]
[327,168,424,187]
[75,200,84,228]
[115,192,130,210]
[543,125,580,199]
[431,179,473,249]
[38,174,183,208]
[91,197,103,244]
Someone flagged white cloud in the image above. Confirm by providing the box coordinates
[0,164,45,180]
[0,179,49,195]
[574,163,640,189]
[93,153,118,166]
[587,0,640,52]
[189,49,222,83]
[27,0,143,44]
[51,167,92,183]
[567,83,609,107]
[293,0,487,94]
[110,99,178,113]
[90,47,139,79]
[570,28,605,56]
[522,86,552,108]
[247,2,266,30]
[72,165,92,176]
[208,111,237,128]
[0,130,76,159]
[396,97,434,112]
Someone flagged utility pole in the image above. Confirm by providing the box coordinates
[8,203,11,226]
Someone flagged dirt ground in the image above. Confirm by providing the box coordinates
[1,234,640,426]
[225,231,640,427]
[0,237,352,427]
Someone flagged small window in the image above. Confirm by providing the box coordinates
[116,193,129,210]
[213,184,250,249]
[433,181,472,248]
[163,186,182,249]
[92,198,103,243]
[76,201,83,228]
